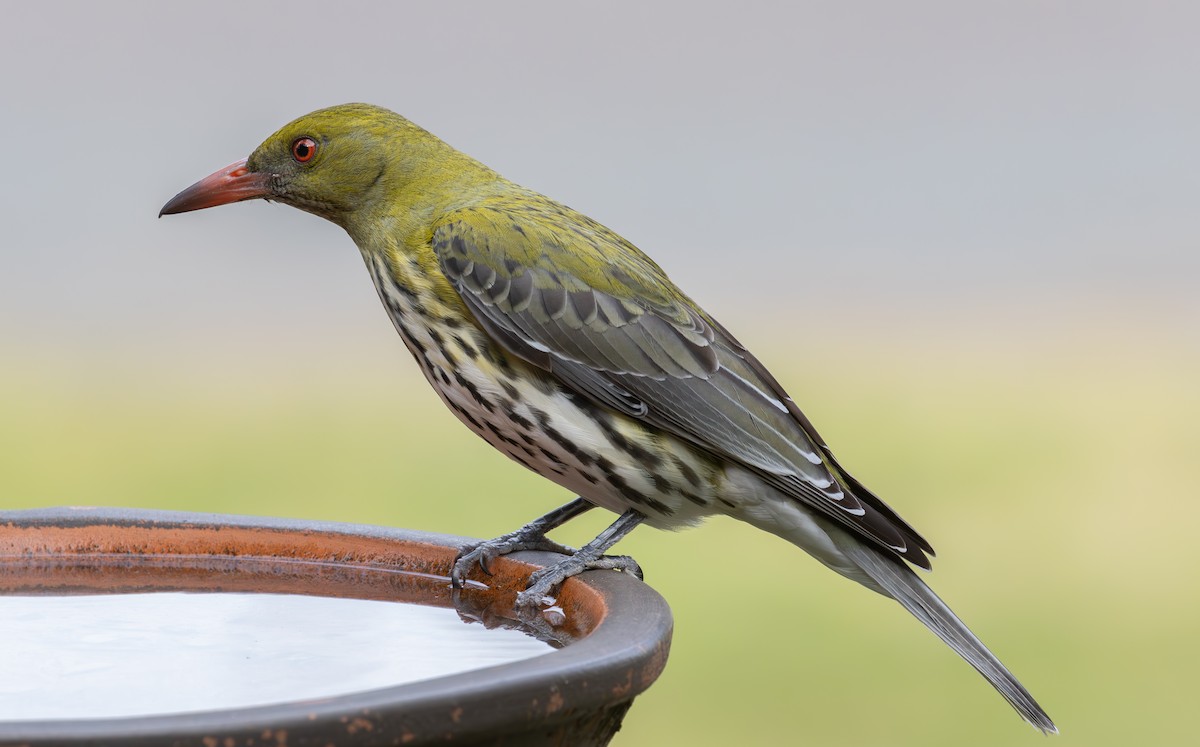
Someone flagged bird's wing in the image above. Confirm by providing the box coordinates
[433,205,933,567]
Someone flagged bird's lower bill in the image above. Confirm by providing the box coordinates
[159,159,271,216]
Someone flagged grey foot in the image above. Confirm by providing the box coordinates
[451,531,577,589]
[451,498,596,590]
[515,552,643,609]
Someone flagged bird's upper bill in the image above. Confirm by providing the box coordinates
[158,159,270,217]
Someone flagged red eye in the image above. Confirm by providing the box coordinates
[292,137,317,163]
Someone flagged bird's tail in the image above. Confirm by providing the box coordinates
[835,534,1058,734]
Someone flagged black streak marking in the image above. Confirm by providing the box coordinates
[447,400,485,432]
[483,421,521,448]
[538,447,569,469]
[594,414,663,469]
[672,456,702,488]
[453,371,496,413]
[606,471,672,516]
[452,334,479,360]
[508,409,534,430]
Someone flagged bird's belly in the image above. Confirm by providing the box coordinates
[420,331,718,528]
[366,253,721,528]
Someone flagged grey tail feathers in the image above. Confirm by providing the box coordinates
[839,540,1058,734]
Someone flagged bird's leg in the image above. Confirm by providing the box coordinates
[516,509,646,609]
[451,497,594,588]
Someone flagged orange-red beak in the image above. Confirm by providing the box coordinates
[159,159,272,217]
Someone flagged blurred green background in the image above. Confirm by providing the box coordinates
[6,317,1197,745]
[4,2,1198,745]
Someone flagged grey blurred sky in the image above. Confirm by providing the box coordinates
[2,0,1196,355]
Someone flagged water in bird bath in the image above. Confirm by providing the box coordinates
[0,590,554,721]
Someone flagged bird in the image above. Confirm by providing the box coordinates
[160,103,1056,733]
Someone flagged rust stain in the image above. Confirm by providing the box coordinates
[611,670,634,699]
[344,716,374,734]
[640,634,673,689]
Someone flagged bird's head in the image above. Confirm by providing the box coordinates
[160,103,474,228]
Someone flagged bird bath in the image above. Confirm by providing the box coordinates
[0,508,672,746]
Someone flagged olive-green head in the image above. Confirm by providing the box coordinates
[160,103,484,228]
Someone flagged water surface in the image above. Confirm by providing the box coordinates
[0,591,553,720]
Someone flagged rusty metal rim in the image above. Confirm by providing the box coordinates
[0,507,673,745]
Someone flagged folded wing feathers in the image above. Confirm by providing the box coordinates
[435,217,931,568]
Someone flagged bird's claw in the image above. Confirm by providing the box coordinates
[515,553,643,609]
[587,554,643,580]
[452,544,498,586]
[451,531,578,589]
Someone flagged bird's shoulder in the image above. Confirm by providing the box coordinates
[432,191,685,309]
